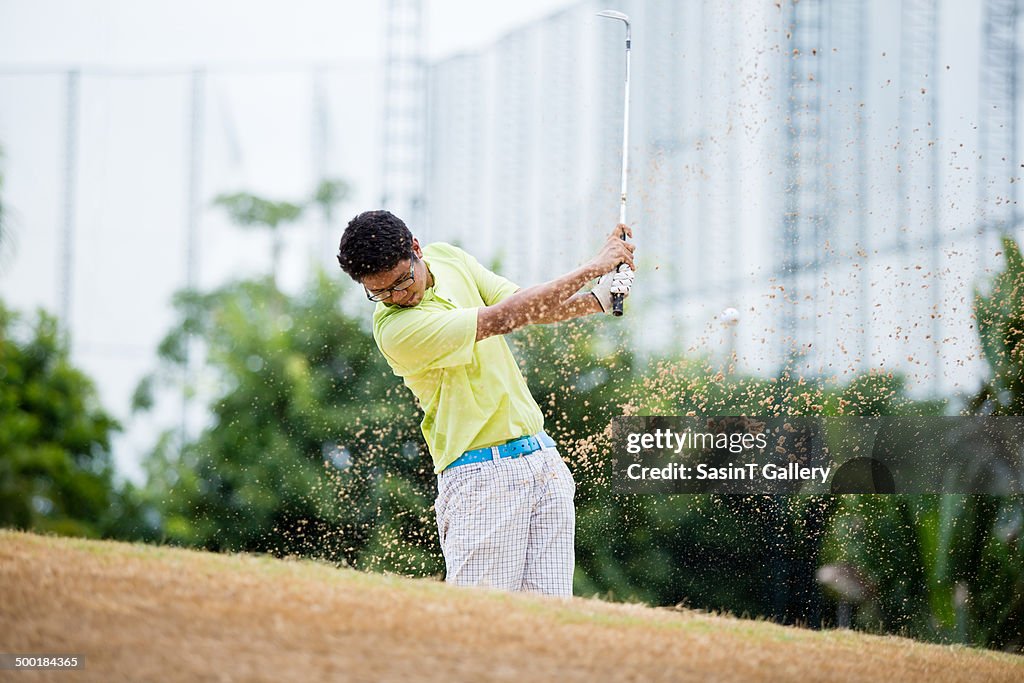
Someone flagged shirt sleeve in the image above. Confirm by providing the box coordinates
[460,248,520,305]
[375,307,479,376]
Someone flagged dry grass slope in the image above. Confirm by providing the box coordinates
[0,530,1020,682]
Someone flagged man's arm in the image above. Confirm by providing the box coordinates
[476,265,603,340]
[522,290,604,326]
[476,224,635,341]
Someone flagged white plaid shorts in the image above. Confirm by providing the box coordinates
[434,443,576,597]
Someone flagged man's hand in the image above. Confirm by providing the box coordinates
[475,222,636,340]
[588,223,636,275]
[588,223,636,313]
[591,268,635,313]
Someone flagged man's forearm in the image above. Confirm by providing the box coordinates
[528,290,602,325]
[476,263,603,340]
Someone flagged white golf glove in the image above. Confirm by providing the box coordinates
[591,266,635,313]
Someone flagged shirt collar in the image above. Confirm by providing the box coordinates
[381,259,438,309]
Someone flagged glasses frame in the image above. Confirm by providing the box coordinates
[364,255,417,302]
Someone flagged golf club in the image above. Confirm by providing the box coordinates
[598,9,633,316]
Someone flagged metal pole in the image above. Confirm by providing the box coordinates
[185,70,205,293]
[59,70,79,338]
[182,69,205,446]
[312,67,330,260]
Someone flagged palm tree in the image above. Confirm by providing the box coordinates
[971,236,1024,415]
[213,192,304,287]
[311,178,349,230]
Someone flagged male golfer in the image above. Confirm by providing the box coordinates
[336,210,635,597]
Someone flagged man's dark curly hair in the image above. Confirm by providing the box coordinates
[336,210,414,281]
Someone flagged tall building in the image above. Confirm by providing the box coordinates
[428,2,613,282]
[424,0,1021,398]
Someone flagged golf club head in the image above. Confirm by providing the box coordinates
[597,10,630,24]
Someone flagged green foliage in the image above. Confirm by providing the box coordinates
[552,343,941,626]
[815,241,1024,653]
[356,472,443,576]
[824,495,1024,651]
[0,300,123,537]
[971,237,1024,415]
[311,179,350,224]
[212,192,304,229]
[138,272,438,570]
[213,192,305,287]
[213,178,351,286]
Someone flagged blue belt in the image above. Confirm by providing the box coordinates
[447,432,556,469]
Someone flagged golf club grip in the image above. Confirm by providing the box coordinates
[611,227,627,316]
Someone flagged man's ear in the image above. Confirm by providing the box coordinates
[411,238,423,258]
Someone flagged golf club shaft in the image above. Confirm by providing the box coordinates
[611,28,631,316]
[618,44,631,226]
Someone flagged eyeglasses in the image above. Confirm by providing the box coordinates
[364,256,417,302]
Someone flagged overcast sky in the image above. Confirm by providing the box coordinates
[0,0,578,66]
[0,0,581,482]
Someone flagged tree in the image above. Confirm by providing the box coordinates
[823,495,1023,652]
[0,300,122,537]
[136,271,438,570]
[213,178,350,287]
[213,192,304,287]
[560,350,940,626]
[815,239,1024,653]
[971,236,1024,415]
[311,178,349,229]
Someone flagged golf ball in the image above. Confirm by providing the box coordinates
[719,307,740,326]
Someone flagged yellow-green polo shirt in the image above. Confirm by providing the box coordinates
[372,242,545,473]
